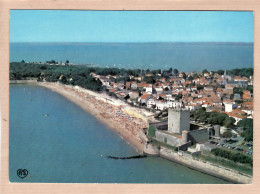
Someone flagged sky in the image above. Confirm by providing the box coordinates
[10,10,254,43]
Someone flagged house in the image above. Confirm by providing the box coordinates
[125,82,131,89]
[204,72,210,77]
[100,78,111,87]
[241,101,253,115]
[191,86,197,91]
[241,107,253,116]
[129,91,139,99]
[233,93,241,100]
[137,82,147,89]
[226,81,248,88]
[243,90,251,100]
[225,84,234,90]
[199,80,209,85]
[162,82,171,90]
[113,83,124,90]
[160,77,166,82]
[224,102,237,112]
[155,100,168,110]
[147,98,156,109]
[131,81,138,89]
[166,100,181,109]
[154,86,164,93]
[226,110,248,124]
[213,73,220,79]
[116,91,129,99]
[144,84,153,93]
[204,86,214,92]
[186,103,200,111]
[242,101,253,109]
[139,93,152,105]
[234,76,249,82]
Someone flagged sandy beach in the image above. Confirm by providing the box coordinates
[36,82,153,153]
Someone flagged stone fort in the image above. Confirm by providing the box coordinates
[150,108,213,148]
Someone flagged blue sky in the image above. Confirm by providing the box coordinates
[10,10,254,43]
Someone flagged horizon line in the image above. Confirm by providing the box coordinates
[10,41,254,44]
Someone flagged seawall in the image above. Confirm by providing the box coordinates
[159,147,252,184]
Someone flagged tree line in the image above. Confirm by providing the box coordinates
[210,68,253,78]
[10,62,103,91]
[191,107,236,128]
[211,148,252,166]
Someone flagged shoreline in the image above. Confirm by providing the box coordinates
[10,80,252,184]
[34,81,148,153]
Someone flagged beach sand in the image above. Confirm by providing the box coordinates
[37,82,151,153]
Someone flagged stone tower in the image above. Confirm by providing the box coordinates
[224,70,227,86]
[168,108,190,134]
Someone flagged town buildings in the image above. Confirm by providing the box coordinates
[92,69,253,126]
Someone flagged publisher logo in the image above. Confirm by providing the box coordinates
[17,169,28,179]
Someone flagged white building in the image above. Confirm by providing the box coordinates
[154,87,163,93]
[224,102,237,112]
[166,101,180,108]
[145,85,153,93]
[155,100,168,110]
[147,98,156,109]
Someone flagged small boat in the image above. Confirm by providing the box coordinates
[44,114,49,117]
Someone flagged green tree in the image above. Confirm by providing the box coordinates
[197,85,204,90]
[237,118,253,141]
[194,107,208,123]
[217,70,224,75]
[222,131,232,138]
[169,68,173,74]
[187,75,194,81]
[143,76,156,84]
[173,69,179,75]
[237,118,253,129]
[247,85,253,94]
[202,69,209,74]
[182,72,187,79]
[233,87,243,96]
[223,117,236,128]
[211,148,252,165]
[175,94,182,101]
[124,94,130,101]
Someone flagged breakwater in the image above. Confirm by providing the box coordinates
[106,155,147,160]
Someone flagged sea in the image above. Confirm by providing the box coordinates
[9,84,229,183]
[10,42,253,72]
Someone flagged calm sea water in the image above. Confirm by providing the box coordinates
[9,84,229,183]
[10,42,253,72]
